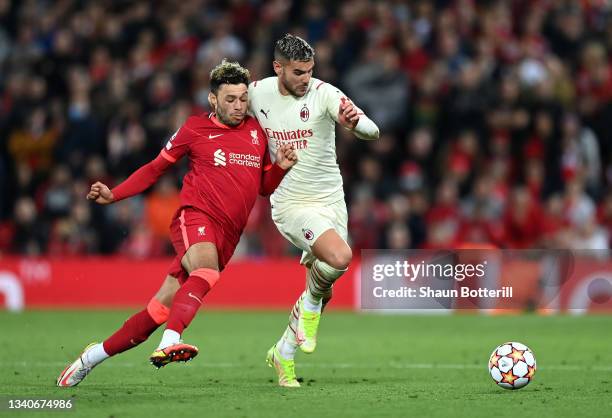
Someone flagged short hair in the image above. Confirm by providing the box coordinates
[274,34,315,62]
[209,59,250,94]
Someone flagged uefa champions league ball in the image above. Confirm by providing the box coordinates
[488,342,536,390]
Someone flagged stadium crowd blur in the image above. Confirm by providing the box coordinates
[1,0,611,259]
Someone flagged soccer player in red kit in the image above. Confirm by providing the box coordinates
[56,60,297,387]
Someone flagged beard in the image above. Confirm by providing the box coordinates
[215,107,242,127]
[280,77,308,97]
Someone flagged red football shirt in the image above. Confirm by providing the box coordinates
[160,113,271,241]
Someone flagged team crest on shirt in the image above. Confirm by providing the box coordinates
[250,130,259,145]
[300,104,310,122]
[302,228,314,240]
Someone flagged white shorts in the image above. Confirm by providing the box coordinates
[271,199,349,266]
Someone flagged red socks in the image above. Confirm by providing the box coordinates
[103,298,169,356]
[102,269,219,356]
[165,268,220,334]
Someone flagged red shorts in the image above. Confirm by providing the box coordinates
[167,207,237,283]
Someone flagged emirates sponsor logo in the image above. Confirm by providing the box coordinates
[265,127,313,141]
[214,149,226,166]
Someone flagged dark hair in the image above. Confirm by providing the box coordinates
[274,33,315,62]
[209,59,250,94]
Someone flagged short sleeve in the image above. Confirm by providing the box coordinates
[160,120,191,163]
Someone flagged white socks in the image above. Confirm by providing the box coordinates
[158,329,181,350]
[82,343,109,367]
[277,327,298,359]
[303,290,322,313]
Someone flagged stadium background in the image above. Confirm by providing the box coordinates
[0,1,612,417]
[1,0,611,310]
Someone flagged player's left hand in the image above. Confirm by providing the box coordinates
[338,97,360,130]
[275,144,297,170]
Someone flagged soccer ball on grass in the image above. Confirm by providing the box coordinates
[488,341,536,390]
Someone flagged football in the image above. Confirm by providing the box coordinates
[488,342,537,390]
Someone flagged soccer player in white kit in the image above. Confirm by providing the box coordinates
[249,34,380,387]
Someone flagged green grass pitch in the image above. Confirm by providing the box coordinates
[1,311,611,417]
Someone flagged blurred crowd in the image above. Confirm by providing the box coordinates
[1,0,612,259]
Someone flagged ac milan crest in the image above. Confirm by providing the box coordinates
[300,104,310,122]
[302,228,314,240]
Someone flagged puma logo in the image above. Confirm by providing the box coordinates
[260,109,270,119]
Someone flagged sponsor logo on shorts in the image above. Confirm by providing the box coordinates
[302,228,314,240]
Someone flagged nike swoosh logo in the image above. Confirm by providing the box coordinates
[208,134,223,139]
[188,292,203,304]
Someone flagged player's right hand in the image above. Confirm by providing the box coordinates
[86,181,115,205]
[276,144,298,170]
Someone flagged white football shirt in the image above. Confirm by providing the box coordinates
[249,76,354,206]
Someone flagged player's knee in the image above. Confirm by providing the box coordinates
[325,246,352,270]
[183,242,219,272]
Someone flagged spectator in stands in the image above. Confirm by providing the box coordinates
[1,0,611,256]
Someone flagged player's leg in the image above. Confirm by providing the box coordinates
[293,228,351,353]
[308,228,352,303]
[267,294,302,387]
[266,204,346,385]
[57,275,180,387]
[160,241,219,346]
[150,242,220,368]
[103,274,179,356]
[281,198,351,356]
[267,205,327,387]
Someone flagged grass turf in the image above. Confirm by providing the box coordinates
[1,311,611,417]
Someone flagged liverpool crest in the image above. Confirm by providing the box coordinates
[250,130,259,145]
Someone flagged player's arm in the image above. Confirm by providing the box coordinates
[260,144,297,196]
[323,84,379,140]
[247,81,257,117]
[87,124,190,204]
[86,154,174,204]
